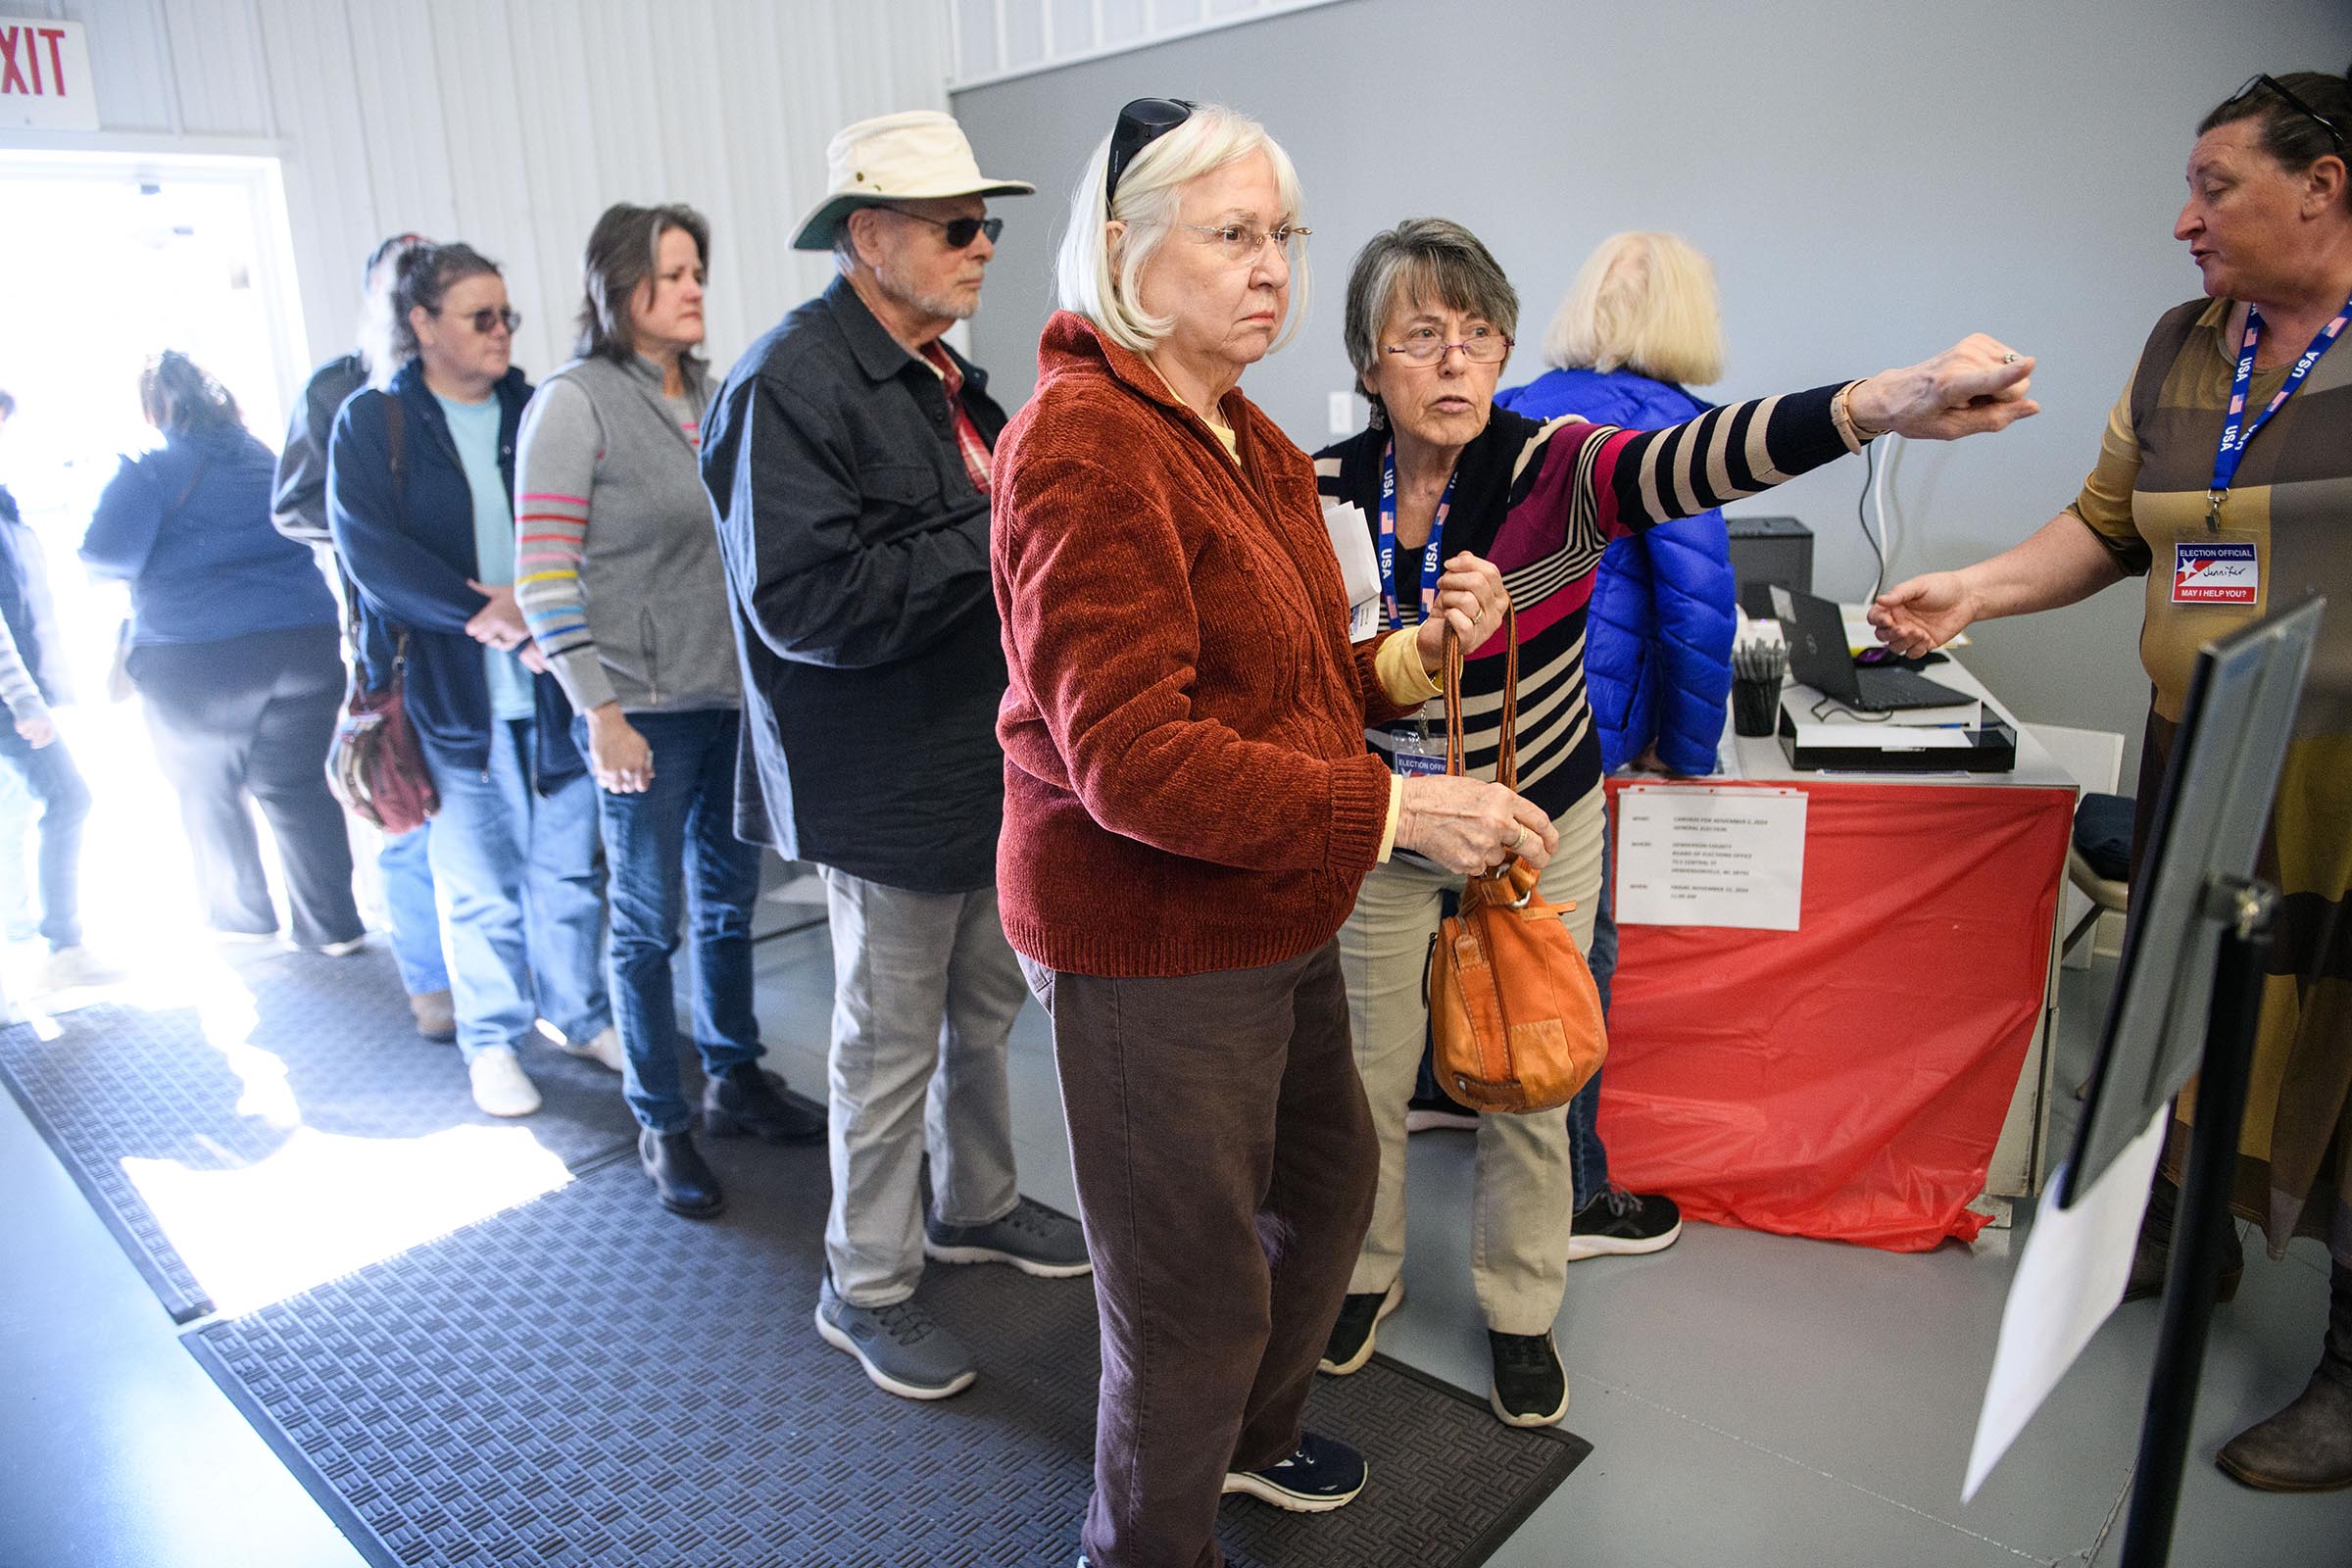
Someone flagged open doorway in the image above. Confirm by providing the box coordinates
[0,149,315,977]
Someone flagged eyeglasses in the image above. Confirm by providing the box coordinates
[438,304,520,336]
[1107,97,1195,214]
[883,209,1003,249]
[1382,325,1513,366]
[2226,73,2346,150]
[1178,221,1311,267]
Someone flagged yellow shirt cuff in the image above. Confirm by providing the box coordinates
[1374,628,1443,706]
[1379,773,1403,862]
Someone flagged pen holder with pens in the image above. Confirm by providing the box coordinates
[1731,624,1788,738]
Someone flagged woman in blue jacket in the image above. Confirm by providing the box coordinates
[82,352,364,956]
[1492,231,1741,1261]
[327,244,613,1119]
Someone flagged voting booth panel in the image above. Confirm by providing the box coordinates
[1599,779,2075,1250]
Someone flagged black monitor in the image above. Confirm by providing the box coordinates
[2060,598,2325,1207]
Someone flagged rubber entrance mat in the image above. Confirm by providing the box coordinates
[190,1135,1590,1567]
[0,948,642,1322]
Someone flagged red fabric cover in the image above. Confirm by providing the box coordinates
[1600,778,2074,1250]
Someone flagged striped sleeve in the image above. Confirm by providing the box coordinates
[512,377,617,713]
[0,612,48,722]
[1514,382,1862,560]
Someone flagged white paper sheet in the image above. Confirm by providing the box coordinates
[1963,1106,2169,1499]
[1324,499,1382,643]
[1614,785,1806,931]
[1787,720,1973,750]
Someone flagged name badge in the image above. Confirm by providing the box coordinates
[2171,539,2259,606]
[1390,722,1446,779]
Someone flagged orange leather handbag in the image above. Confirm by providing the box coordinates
[1426,609,1608,1114]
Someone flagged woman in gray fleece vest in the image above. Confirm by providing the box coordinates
[515,203,824,1219]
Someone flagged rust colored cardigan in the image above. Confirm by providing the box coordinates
[992,313,1416,977]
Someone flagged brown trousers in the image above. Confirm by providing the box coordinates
[1021,941,1378,1568]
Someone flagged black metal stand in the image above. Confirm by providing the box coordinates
[2117,877,2277,1568]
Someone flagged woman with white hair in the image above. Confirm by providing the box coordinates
[991,99,1546,1565]
[1312,215,2039,1433]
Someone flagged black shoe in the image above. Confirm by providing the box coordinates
[1566,1187,1684,1261]
[702,1061,827,1144]
[1488,1330,1569,1427]
[639,1127,724,1218]
[2121,1175,2243,1303]
[1221,1432,1367,1512]
[1404,1087,1480,1133]
[1318,1278,1402,1375]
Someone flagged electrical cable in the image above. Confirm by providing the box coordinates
[1857,436,1885,602]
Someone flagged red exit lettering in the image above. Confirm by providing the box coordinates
[0,25,71,99]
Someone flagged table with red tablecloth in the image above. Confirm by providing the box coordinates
[1598,709,2077,1252]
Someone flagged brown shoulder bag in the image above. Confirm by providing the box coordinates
[1426,607,1608,1114]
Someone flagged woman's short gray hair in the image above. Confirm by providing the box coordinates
[1054,102,1309,355]
[1343,219,1519,387]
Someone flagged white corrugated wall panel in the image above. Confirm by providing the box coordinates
[28,0,956,405]
[157,0,272,135]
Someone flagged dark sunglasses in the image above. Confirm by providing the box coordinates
[2228,73,2346,150]
[885,209,1003,249]
[437,304,520,336]
[1107,97,1195,214]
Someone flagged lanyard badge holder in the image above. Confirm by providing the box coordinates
[1378,441,1459,778]
[2205,295,2351,530]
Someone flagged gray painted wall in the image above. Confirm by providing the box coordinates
[952,0,2352,782]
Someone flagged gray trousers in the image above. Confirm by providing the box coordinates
[818,867,1027,1305]
[1338,785,1604,1335]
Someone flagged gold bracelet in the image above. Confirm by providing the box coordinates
[1838,378,1888,443]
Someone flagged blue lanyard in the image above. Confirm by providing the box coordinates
[1377,442,1457,632]
[2208,294,2351,525]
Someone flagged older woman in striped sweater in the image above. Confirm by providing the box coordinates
[1314,218,2038,1430]
[515,203,824,1220]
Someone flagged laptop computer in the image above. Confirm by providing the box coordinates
[1774,587,1971,712]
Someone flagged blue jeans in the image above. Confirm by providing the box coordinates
[377,822,449,996]
[580,709,764,1134]
[0,722,88,951]
[1566,797,1619,1203]
[418,720,608,1060]
[0,760,40,942]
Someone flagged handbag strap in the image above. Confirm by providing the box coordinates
[1441,604,1519,788]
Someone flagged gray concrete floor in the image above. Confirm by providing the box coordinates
[4,923,2347,1567]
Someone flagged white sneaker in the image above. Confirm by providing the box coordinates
[313,936,368,957]
[41,945,124,992]
[560,1024,625,1074]
[467,1047,542,1117]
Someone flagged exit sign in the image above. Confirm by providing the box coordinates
[1,18,97,131]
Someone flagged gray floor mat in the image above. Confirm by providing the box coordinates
[188,1134,1589,1567]
[0,948,641,1322]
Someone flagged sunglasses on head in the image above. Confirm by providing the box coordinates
[2227,73,2346,150]
[884,209,1004,249]
[438,304,520,336]
[1107,97,1196,214]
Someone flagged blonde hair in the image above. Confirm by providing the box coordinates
[1543,231,1724,386]
[1054,102,1309,356]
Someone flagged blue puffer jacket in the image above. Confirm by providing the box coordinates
[1494,368,1736,775]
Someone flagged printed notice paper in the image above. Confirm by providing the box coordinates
[1964,1105,2169,1499]
[1615,785,1806,931]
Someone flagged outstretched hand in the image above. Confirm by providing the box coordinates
[1852,334,2039,441]
[1867,571,1978,657]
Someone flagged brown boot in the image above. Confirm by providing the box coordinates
[2122,1174,2243,1303]
[2216,1262,2352,1493]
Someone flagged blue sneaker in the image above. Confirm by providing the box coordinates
[1221,1431,1367,1512]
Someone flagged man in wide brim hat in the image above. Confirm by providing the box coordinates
[706,108,1087,1407]
[791,109,1035,250]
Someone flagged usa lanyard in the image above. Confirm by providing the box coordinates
[2208,294,2351,526]
[1378,441,1457,631]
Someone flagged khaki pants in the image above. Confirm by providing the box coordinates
[1338,785,1604,1336]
